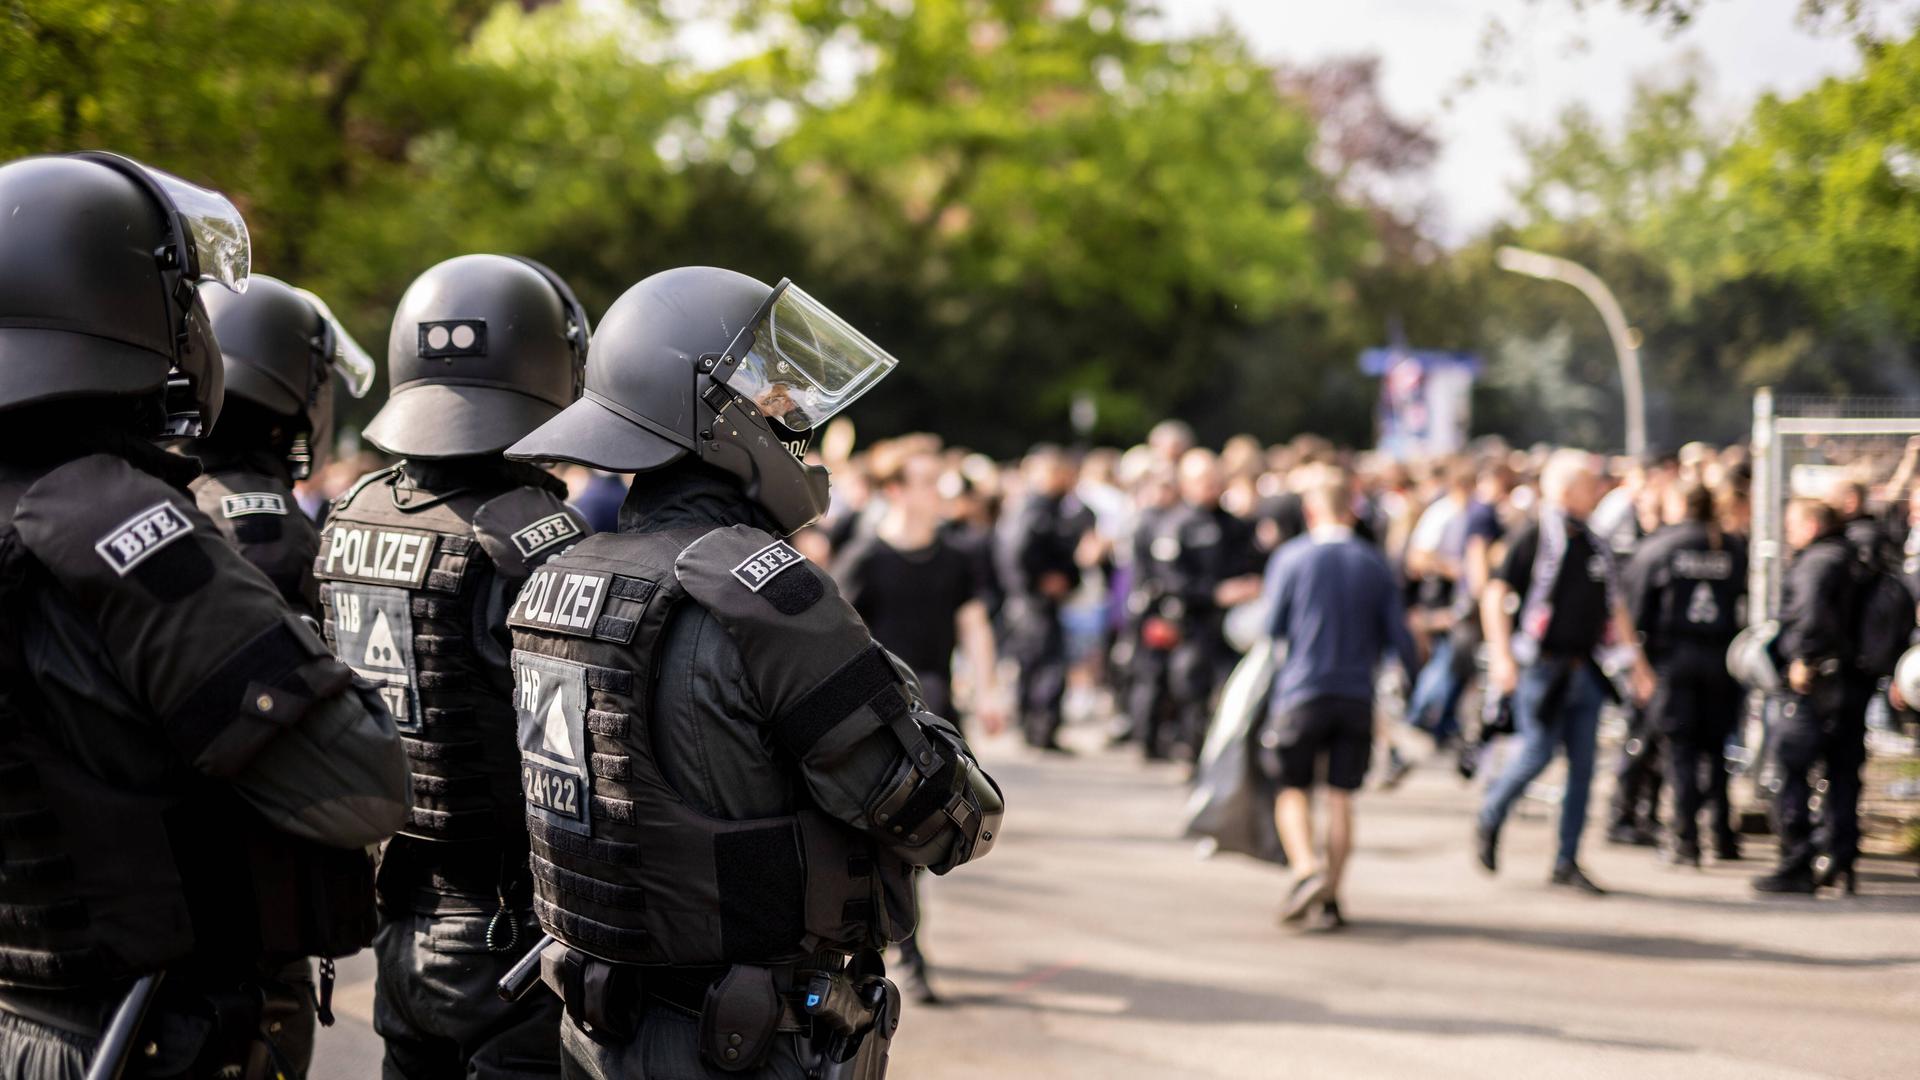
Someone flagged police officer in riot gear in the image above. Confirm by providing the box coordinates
[191,275,376,615]
[1127,449,1262,762]
[0,152,408,1079]
[315,254,593,1077]
[503,266,1003,1080]
[1623,481,1747,865]
[996,445,1092,752]
[1754,498,1869,895]
[187,276,382,1077]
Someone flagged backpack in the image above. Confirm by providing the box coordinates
[1849,542,1915,678]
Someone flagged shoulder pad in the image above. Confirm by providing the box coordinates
[472,486,591,579]
[11,453,315,722]
[677,525,823,615]
[676,524,880,707]
[192,470,296,533]
[18,454,212,589]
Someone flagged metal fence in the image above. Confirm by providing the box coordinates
[1746,390,1920,835]
[1749,388,1920,620]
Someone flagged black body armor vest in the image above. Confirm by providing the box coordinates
[1647,524,1745,650]
[191,460,320,617]
[507,529,904,968]
[315,465,587,848]
[0,449,372,990]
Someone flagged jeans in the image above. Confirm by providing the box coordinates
[1478,658,1607,867]
[1408,635,1467,743]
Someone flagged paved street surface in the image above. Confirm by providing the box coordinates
[315,725,1920,1080]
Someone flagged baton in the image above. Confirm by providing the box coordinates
[496,933,555,1003]
[85,971,164,1080]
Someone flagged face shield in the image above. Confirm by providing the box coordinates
[71,153,251,294]
[715,280,898,435]
[143,164,251,293]
[294,287,376,399]
[70,152,251,439]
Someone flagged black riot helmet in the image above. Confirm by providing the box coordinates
[506,266,900,534]
[200,275,377,478]
[0,152,251,438]
[362,253,590,459]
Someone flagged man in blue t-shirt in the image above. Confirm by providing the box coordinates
[1257,469,1421,929]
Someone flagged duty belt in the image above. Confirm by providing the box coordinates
[529,944,897,1077]
[540,953,816,1038]
[641,969,814,1033]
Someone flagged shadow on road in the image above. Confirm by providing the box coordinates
[1345,918,1920,968]
[935,963,1684,1052]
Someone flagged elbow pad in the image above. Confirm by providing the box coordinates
[866,709,1004,873]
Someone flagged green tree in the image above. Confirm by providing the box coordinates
[1,0,1430,452]
[707,0,1385,448]
[1717,30,1920,340]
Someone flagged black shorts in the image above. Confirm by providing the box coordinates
[1259,696,1374,791]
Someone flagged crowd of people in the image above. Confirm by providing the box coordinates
[298,419,1912,936]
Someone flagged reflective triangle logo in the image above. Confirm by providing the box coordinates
[363,611,403,670]
[541,695,575,758]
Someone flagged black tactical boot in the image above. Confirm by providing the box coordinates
[1751,866,1816,895]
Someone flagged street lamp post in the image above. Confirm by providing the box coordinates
[1496,246,1647,458]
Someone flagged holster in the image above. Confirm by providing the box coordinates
[540,946,641,1043]
[700,965,783,1072]
[811,975,900,1080]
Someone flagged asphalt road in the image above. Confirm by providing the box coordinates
[314,724,1920,1080]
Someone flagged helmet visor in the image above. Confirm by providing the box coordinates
[139,162,251,294]
[294,287,377,398]
[723,282,898,433]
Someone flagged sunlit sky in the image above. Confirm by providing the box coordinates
[1164,0,1870,242]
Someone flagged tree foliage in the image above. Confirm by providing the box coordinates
[4,0,1918,454]
[5,0,1421,451]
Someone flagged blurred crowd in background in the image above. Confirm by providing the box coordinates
[289,414,1920,941]
[296,421,1915,755]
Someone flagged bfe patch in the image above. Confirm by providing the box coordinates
[511,512,581,558]
[220,492,288,518]
[512,651,591,835]
[731,541,805,592]
[94,502,194,576]
[330,583,421,733]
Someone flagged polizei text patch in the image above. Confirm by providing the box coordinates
[321,524,438,588]
[509,567,612,636]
